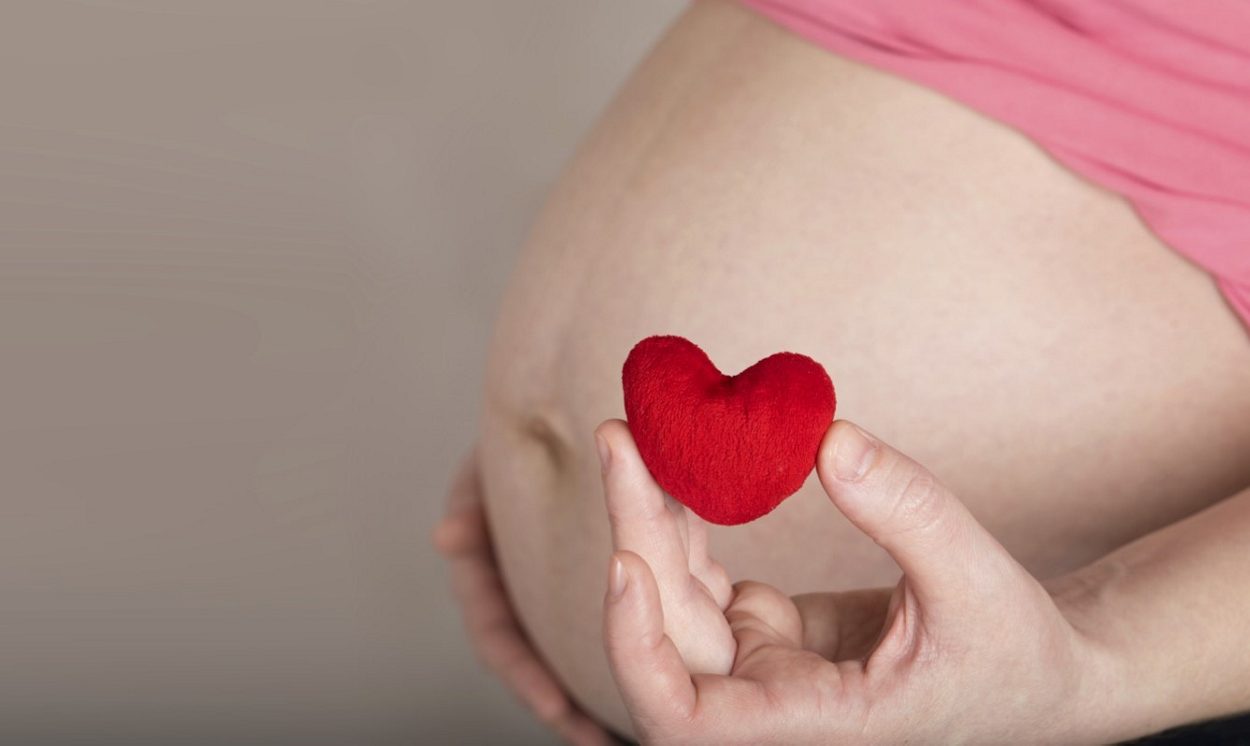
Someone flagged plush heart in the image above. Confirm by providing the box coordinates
[621,335,836,526]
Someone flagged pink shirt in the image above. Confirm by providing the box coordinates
[740,0,1250,331]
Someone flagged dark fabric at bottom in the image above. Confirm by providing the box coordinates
[608,711,1250,745]
[1123,711,1250,745]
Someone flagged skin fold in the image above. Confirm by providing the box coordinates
[437,0,1250,740]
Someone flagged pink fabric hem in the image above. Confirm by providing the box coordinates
[739,0,1250,333]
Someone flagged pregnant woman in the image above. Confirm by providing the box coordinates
[437,1,1250,742]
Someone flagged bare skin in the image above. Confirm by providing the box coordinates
[440,0,1250,739]
[597,417,1250,743]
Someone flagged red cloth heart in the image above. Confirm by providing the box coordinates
[621,335,836,525]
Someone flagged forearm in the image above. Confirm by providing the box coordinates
[1059,483,1250,737]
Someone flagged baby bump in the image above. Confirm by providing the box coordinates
[475,0,1250,733]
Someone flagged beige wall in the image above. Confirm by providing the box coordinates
[2,2,680,743]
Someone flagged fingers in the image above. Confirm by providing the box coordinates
[436,449,611,744]
[449,529,600,736]
[816,421,1020,608]
[596,420,693,594]
[724,581,802,675]
[433,448,487,556]
[602,551,697,726]
[686,515,734,611]
[597,419,737,676]
[596,417,729,604]
[434,499,489,557]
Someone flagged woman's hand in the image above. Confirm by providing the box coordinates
[595,419,1121,745]
[434,449,613,746]
[596,422,739,678]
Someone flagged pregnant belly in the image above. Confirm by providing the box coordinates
[475,1,1250,733]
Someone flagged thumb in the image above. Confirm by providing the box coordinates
[816,420,1020,609]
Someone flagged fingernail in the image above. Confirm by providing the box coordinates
[595,433,612,475]
[832,423,877,481]
[608,555,628,598]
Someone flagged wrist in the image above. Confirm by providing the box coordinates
[1051,558,1188,743]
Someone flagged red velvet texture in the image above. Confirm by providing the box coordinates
[621,335,836,526]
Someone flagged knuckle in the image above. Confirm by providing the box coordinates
[727,580,785,612]
[602,625,626,657]
[886,470,949,539]
[724,581,772,619]
[602,622,638,661]
[608,490,673,529]
[730,579,769,597]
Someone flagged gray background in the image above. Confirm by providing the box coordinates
[1,1,681,743]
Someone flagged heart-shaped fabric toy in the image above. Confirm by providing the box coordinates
[621,335,836,525]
